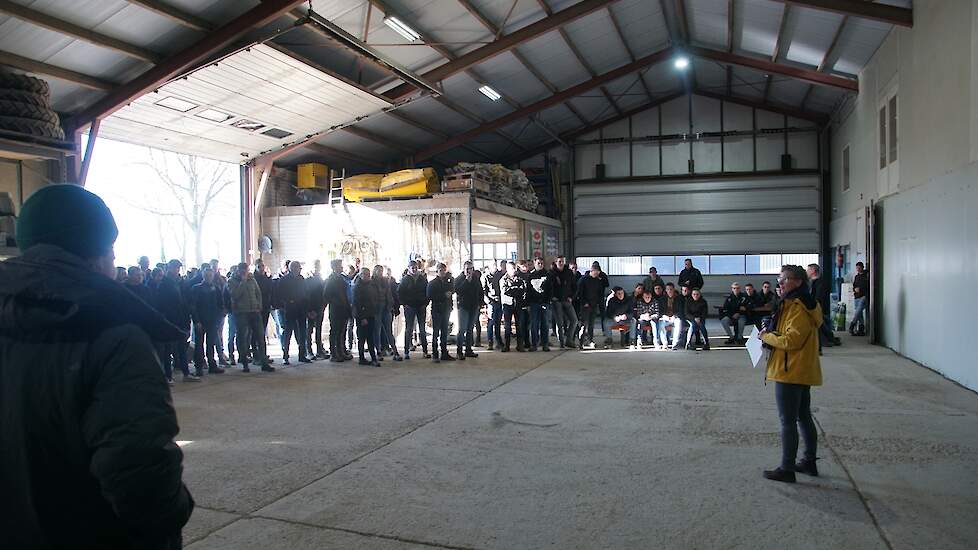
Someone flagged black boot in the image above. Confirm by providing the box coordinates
[762,468,796,483]
[795,458,819,477]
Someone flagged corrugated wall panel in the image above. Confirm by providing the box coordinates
[573,174,820,256]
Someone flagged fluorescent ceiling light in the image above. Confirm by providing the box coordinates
[155,96,197,112]
[478,85,501,101]
[674,56,690,70]
[477,223,499,230]
[472,231,507,236]
[195,108,233,123]
[384,16,420,41]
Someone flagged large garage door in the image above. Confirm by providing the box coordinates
[573,174,820,258]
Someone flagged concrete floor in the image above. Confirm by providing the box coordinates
[173,333,978,550]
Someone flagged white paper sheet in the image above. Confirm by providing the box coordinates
[746,326,764,368]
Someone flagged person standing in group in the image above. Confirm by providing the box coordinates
[124,266,154,303]
[641,267,665,298]
[577,265,607,349]
[454,261,482,360]
[344,263,358,353]
[305,259,328,360]
[481,259,506,350]
[760,265,823,483]
[550,256,578,349]
[352,267,379,366]
[229,262,274,373]
[189,265,225,376]
[1,184,194,547]
[850,261,869,336]
[427,262,455,363]
[277,260,311,365]
[156,259,199,383]
[254,259,275,365]
[371,264,400,362]
[499,261,526,352]
[678,258,705,291]
[399,260,430,360]
[325,259,353,362]
[527,257,554,351]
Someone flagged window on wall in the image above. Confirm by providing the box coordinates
[597,254,819,276]
[642,256,677,275]
[878,106,887,169]
[842,145,850,192]
[473,242,517,268]
[888,95,898,163]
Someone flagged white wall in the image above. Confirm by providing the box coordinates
[829,0,978,390]
[573,94,819,179]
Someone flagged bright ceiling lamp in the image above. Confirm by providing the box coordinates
[478,85,502,101]
[477,223,499,230]
[472,231,507,236]
[384,16,420,41]
[674,56,690,70]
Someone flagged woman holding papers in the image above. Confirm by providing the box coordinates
[758,265,823,484]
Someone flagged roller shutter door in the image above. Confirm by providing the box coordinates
[573,174,820,256]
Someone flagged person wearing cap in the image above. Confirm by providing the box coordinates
[0,184,194,548]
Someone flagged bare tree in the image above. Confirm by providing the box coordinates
[129,149,236,267]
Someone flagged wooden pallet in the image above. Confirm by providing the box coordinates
[442,172,491,193]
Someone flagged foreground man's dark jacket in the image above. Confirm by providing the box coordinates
[0,245,194,549]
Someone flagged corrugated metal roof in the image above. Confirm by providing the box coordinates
[0,0,901,167]
[98,44,392,163]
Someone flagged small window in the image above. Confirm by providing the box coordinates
[495,243,507,259]
[607,256,642,276]
[746,254,783,274]
[471,243,484,260]
[709,255,746,275]
[196,108,233,123]
[642,256,676,275]
[842,145,850,192]
[231,119,266,132]
[782,253,819,268]
[155,96,197,112]
[888,95,897,163]
[575,257,607,271]
[262,128,293,139]
[878,106,887,169]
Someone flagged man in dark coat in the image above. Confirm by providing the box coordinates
[677,258,705,290]
[454,261,482,359]
[325,259,353,362]
[276,260,311,364]
[427,262,456,362]
[399,260,430,360]
[305,259,328,359]
[156,259,198,382]
[550,256,578,348]
[352,267,380,366]
[253,259,275,364]
[808,263,841,347]
[0,184,193,549]
[189,266,225,375]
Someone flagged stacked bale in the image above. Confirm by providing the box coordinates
[0,71,65,140]
[446,163,538,211]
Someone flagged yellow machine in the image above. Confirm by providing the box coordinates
[297,163,329,189]
[342,168,439,202]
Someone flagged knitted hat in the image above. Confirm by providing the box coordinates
[16,184,119,258]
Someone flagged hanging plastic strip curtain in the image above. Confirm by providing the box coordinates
[403,212,465,272]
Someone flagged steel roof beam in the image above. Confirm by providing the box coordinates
[305,142,385,168]
[768,0,912,27]
[502,91,684,164]
[384,110,492,160]
[800,12,850,110]
[694,88,826,123]
[688,45,858,92]
[66,0,308,131]
[384,0,616,101]
[0,0,162,63]
[607,5,655,104]
[125,0,214,32]
[0,50,116,91]
[415,46,676,161]
[771,5,790,62]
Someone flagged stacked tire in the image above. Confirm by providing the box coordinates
[0,71,65,140]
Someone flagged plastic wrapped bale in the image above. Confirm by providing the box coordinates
[341,174,383,202]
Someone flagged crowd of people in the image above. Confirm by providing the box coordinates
[110,251,861,384]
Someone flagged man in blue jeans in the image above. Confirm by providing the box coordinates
[850,261,869,336]
[526,257,554,351]
[454,261,482,359]
[399,260,430,360]
[481,260,506,350]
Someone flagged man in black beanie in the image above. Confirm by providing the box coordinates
[0,184,194,549]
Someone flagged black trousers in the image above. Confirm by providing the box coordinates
[306,307,325,355]
[357,316,376,361]
[329,312,348,358]
[193,319,219,369]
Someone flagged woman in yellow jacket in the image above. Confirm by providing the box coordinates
[759,265,823,483]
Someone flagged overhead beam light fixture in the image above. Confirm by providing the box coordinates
[384,16,420,41]
[478,85,502,101]
[674,56,690,70]
[472,230,507,236]
[477,223,500,230]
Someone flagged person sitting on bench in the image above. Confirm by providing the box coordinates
[633,290,663,349]
[719,282,749,345]
[684,288,710,350]
[660,283,685,350]
[605,286,634,348]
